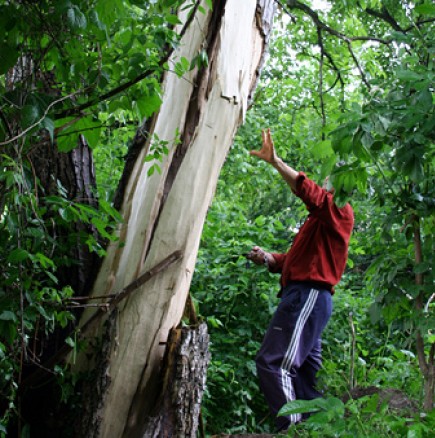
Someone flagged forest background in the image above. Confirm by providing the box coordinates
[0,0,434,437]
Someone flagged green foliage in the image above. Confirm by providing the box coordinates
[279,396,435,437]
[0,152,121,430]
[191,0,434,434]
[0,0,433,433]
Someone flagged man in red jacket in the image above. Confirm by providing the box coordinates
[248,129,354,431]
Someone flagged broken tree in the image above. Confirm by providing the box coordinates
[73,1,276,437]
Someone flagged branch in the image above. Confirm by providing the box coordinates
[346,40,371,90]
[424,293,435,313]
[62,250,184,351]
[20,250,183,388]
[0,91,82,147]
[430,341,435,368]
[317,28,326,138]
[322,50,344,91]
[283,0,388,91]
[365,6,404,33]
[54,1,201,119]
[0,108,13,137]
[284,0,392,44]
[295,49,344,93]
[275,0,297,21]
[413,216,429,376]
[409,17,435,30]
[416,331,429,375]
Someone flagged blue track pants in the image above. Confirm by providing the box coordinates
[255,282,332,431]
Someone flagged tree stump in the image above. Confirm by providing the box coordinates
[142,322,210,437]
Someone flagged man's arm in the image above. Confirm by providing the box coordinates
[250,128,299,192]
[248,129,301,272]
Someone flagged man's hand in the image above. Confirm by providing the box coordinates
[250,128,278,163]
[247,246,273,267]
[250,128,299,192]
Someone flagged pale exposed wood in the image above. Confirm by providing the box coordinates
[74,1,276,436]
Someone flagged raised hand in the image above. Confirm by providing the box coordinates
[250,128,277,163]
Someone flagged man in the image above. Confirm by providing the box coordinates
[248,129,354,432]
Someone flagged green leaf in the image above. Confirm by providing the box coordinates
[65,337,76,348]
[99,199,123,222]
[136,93,163,118]
[0,42,19,75]
[91,217,113,239]
[415,4,435,16]
[57,117,101,151]
[279,397,344,417]
[7,248,29,263]
[165,14,182,25]
[0,311,17,322]
[403,155,424,182]
[181,57,190,70]
[414,261,430,274]
[21,105,41,128]
[396,70,424,82]
[42,117,55,142]
[67,6,87,29]
[254,216,266,227]
[279,399,321,416]
[163,0,180,7]
[33,252,55,269]
[46,271,59,284]
[312,140,333,159]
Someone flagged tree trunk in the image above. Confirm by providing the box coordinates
[4,54,102,437]
[74,1,276,437]
[413,217,435,411]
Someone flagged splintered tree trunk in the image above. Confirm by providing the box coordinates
[75,1,275,437]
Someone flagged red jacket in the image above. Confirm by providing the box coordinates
[270,172,354,294]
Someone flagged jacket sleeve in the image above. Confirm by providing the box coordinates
[269,252,286,273]
[294,172,353,227]
[294,172,326,211]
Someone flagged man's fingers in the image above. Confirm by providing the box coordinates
[266,128,272,145]
[261,130,267,148]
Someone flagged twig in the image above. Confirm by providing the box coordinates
[348,311,356,390]
[0,91,82,147]
[0,108,13,137]
[275,0,297,21]
[66,303,111,310]
[407,18,435,31]
[346,41,371,90]
[424,293,435,313]
[317,27,326,139]
[64,294,119,301]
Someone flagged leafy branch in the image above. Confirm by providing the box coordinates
[283,0,393,44]
[278,0,395,91]
[0,91,82,147]
[54,0,202,120]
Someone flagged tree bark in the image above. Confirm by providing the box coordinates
[141,323,210,438]
[74,1,276,437]
[413,216,435,410]
[28,134,100,295]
